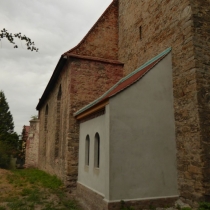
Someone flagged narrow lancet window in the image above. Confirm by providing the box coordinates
[85,135,90,166]
[94,133,100,168]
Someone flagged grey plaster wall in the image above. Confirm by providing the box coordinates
[109,53,178,201]
[78,110,110,199]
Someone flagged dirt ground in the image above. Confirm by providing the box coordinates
[0,169,14,200]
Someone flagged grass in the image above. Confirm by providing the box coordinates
[6,169,63,189]
[0,168,80,210]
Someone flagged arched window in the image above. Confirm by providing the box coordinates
[57,84,62,101]
[85,135,90,166]
[94,133,100,168]
[44,104,48,131]
[55,84,62,158]
[45,104,48,115]
[44,104,48,157]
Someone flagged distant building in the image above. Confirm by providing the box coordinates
[25,119,39,168]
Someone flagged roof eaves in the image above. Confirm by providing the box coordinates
[74,47,172,117]
[73,81,119,117]
[120,47,171,83]
[36,56,67,110]
[66,53,123,65]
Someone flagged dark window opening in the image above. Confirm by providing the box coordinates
[85,135,90,166]
[57,84,62,101]
[139,26,142,40]
[45,104,48,115]
[94,132,100,168]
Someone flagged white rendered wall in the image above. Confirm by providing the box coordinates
[109,53,178,201]
[78,109,110,199]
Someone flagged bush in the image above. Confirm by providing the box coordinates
[198,202,210,210]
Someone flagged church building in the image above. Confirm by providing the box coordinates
[36,0,210,209]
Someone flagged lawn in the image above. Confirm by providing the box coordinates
[0,168,81,210]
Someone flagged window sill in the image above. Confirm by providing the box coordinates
[84,165,89,172]
[93,167,100,175]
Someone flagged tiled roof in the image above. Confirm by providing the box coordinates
[74,47,171,117]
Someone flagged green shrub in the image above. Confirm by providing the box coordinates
[198,202,210,210]
[181,207,191,210]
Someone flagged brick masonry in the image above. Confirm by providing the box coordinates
[38,57,123,190]
[67,0,119,60]
[118,0,210,204]
[37,0,210,207]
[192,0,210,201]
[37,1,121,188]
[25,119,39,168]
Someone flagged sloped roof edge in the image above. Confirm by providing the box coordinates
[36,56,67,110]
[66,53,123,65]
[74,47,172,117]
[63,0,117,56]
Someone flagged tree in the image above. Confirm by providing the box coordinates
[0,28,38,52]
[0,91,19,168]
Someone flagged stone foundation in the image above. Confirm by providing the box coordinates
[76,182,179,210]
[77,182,108,210]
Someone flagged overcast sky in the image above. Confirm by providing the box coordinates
[0,0,112,135]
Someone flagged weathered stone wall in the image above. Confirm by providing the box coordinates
[37,0,210,204]
[38,62,70,182]
[192,0,210,201]
[25,119,39,168]
[118,0,209,203]
[38,57,123,190]
[68,0,119,60]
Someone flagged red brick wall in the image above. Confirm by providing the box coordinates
[69,0,119,60]
[38,57,123,190]
[38,0,121,187]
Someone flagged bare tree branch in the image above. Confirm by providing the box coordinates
[0,28,38,52]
